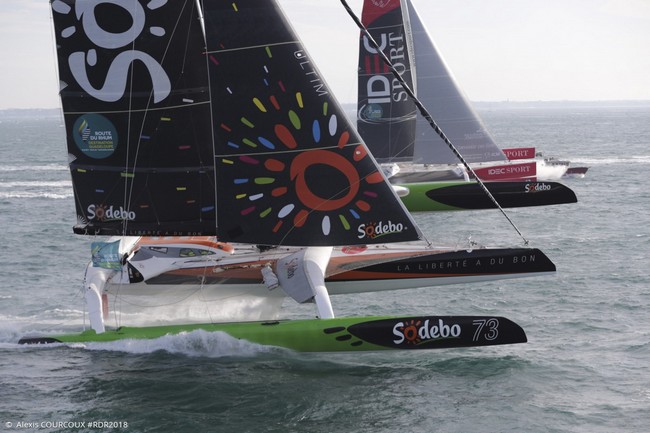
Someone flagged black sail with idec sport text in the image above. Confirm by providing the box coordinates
[51,0,216,236]
[202,0,420,246]
[357,0,417,163]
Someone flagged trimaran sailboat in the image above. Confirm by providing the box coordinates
[21,0,557,352]
[357,0,580,211]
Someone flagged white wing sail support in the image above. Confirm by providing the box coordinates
[83,264,114,334]
[275,247,335,319]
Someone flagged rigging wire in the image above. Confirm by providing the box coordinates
[196,0,220,236]
[122,0,197,236]
[340,0,529,245]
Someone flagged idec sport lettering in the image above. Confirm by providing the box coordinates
[503,147,536,160]
[487,166,532,176]
[363,31,409,104]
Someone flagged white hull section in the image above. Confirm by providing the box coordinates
[85,237,555,328]
[107,270,555,300]
[387,159,567,183]
[101,270,554,327]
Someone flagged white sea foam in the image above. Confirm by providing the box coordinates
[0,179,72,199]
[83,329,281,358]
[0,191,72,199]
[0,164,67,172]
[570,155,650,165]
[0,180,71,188]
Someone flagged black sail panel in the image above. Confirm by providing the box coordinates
[357,1,417,162]
[51,0,216,236]
[202,0,421,246]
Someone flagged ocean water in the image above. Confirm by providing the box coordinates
[1,103,649,433]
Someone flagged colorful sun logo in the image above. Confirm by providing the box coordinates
[91,204,108,221]
[396,319,422,345]
[217,48,386,241]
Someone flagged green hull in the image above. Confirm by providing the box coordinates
[19,315,526,352]
[399,181,577,212]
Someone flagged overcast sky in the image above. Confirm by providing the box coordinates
[1,0,649,109]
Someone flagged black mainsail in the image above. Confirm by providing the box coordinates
[52,0,421,246]
[52,0,215,236]
[357,0,417,163]
[203,1,420,246]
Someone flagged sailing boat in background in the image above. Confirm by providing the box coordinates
[357,0,583,211]
[20,0,555,351]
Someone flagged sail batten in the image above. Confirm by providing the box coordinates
[205,40,301,55]
[60,100,212,116]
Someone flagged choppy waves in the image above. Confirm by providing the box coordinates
[0,180,72,199]
[569,155,650,165]
[1,106,649,433]
[0,164,67,172]
[0,163,71,199]
[83,329,282,357]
